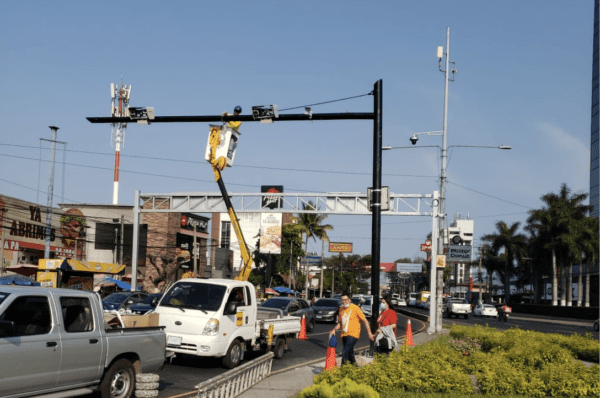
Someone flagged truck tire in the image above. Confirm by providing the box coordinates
[273,337,285,359]
[222,340,243,369]
[136,374,159,383]
[306,319,315,333]
[135,382,159,390]
[100,358,135,398]
[134,390,158,398]
[464,314,469,319]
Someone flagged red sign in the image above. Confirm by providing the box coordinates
[420,244,431,252]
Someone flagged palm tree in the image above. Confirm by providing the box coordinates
[481,221,528,304]
[577,216,599,307]
[293,201,333,296]
[527,183,592,306]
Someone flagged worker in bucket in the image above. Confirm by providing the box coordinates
[222,105,242,131]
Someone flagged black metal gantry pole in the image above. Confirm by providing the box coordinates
[370,80,382,352]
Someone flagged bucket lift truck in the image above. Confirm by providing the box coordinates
[205,124,253,281]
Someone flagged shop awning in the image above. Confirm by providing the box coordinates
[38,259,126,274]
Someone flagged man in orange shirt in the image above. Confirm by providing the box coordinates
[329,292,374,365]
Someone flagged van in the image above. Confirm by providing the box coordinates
[407,292,417,307]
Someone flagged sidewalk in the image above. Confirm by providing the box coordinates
[238,328,449,398]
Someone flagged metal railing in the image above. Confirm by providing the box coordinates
[193,351,274,398]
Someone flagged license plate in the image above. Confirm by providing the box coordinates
[316,315,322,319]
[167,336,182,346]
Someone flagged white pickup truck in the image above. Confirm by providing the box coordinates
[0,286,167,398]
[154,278,301,368]
[443,298,472,319]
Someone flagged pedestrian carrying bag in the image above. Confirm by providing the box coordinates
[329,334,337,347]
[377,337,391,350]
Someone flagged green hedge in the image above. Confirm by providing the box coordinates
[299,326,599,397]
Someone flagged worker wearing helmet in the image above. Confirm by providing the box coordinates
[222,106,242,131]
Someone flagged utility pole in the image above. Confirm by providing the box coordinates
[435,27,456,333]
[320,239,324,299]
[44,126,59,259]
[193,224,198,277]
[120,215,125,264]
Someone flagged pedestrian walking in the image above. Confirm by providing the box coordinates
[329,292,374,365]
[372,296,397,355]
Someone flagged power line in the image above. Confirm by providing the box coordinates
[0,145,436,179]
[278,92,373,112]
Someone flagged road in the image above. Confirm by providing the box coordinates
[155,312,426,398]
[405,306,599,336]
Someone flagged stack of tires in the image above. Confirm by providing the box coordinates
[135,373,160,398]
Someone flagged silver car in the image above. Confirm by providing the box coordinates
[261,297,316,332]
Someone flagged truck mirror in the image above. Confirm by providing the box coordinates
[224,302,237,315]
[0,320,17,338]
[151,297,160,307]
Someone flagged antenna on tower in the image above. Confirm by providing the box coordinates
[110,81,131,205]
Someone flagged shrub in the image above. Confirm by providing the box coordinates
[447,336,482,355]
[298,377,379,398]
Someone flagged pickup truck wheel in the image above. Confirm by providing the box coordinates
[222,340,243,369]
[306,319,315,333]
[273,337,285,359]
[100,358,135,398]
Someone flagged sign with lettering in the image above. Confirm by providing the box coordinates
[261,186,284,209]
[180,214,209,233]
[329,242,353,253]
[447,245,472,262]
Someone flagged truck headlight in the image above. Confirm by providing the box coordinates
[202,318,219,335]
[327,311,336,315]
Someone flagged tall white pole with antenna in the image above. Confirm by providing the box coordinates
[110,82,131,205]
[44,126,59,259]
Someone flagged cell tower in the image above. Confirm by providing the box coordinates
[110,81,131,205]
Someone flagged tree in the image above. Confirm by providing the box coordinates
[526,183,592,306]
[145,254,178,292]
[481,221,528,304]
[293,201,333,295]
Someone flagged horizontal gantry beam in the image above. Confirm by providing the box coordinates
[138,192,434,216]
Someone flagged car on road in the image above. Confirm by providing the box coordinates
[407,292,417,307]
[129,293,162,314]
[102,291,148,311]
[313,298,341,323]
[473,302,498,317]
[261,297,316,332]
[360,297,373,318]
[396,298,407,307]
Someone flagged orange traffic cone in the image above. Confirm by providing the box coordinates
[298,313,308,340]
[403,319,414,346]
[325,346,337,370]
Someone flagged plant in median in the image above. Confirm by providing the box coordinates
[448,336,482,356]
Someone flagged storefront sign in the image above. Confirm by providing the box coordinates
[261,186,284,209]
[180,214,209,233]
[329,242,353,253]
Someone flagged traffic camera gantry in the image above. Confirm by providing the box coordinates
[87,80,385,330]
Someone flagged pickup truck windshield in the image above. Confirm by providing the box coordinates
[0,291,11,306]
[160,282,226,312]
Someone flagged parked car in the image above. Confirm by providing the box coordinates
[473,302,498,317]
[351,297,364,306]
[260,297,316,333]
[313,298,341,323]
[102,291,148,311]
[0,286,167,398]
[129,293,162,315]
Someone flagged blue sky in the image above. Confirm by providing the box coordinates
[0,1,594,262]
